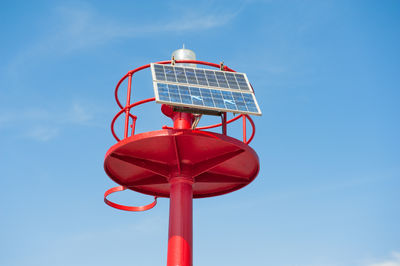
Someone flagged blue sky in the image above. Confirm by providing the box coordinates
[1,1,399,265]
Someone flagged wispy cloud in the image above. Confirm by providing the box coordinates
[158,10,240,32]
[368,252,400,266]
[0,108,51,127]
[5,2,241,75]
[0,101,100,141]
[65,102,94,125]
[26,125,60,142]
[55,3,240,42]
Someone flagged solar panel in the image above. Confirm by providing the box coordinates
[151,63,261,116]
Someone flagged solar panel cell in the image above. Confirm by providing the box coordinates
[185,68,197,84]
[200,88,211,98]
[235,74,250,91]
[204,70,218,87]
[175,67,187,83]
[181,94,192,104]
[194,69,208,86]
[215,72,229,88]
[189,87,200,96]
[214,99,226,109]
[164,66,177,83]
[203,97,214,107]
[154,65,166,81]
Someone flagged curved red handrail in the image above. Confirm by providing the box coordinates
[244,115,255,144]
[112,60,256,144]
[196,114,243,130]
[104,186,157,212]
[111,98,155,142]
[114,60,237,110]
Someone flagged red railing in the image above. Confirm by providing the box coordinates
[111,60,256,144]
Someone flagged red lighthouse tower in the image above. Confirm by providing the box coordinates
[104,48,261,266]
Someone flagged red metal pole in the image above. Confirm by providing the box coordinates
[222,112,227,135]
[173,112,193,129]
[131,115,137,136]
[167,111,194,266]
[167,178,193,266]
[242,115,247,143]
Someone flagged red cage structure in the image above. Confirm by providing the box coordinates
[104,50,260,266]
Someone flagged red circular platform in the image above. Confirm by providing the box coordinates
[104,129,259,198]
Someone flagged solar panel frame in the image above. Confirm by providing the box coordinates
[150,63,262,116]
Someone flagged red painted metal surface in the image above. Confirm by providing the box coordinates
[104,129,259,198]
[166,111,193,266]
[104,186,157,211]
[167,178,193,266]
[104,60,260,266]
[124,73,133,139]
